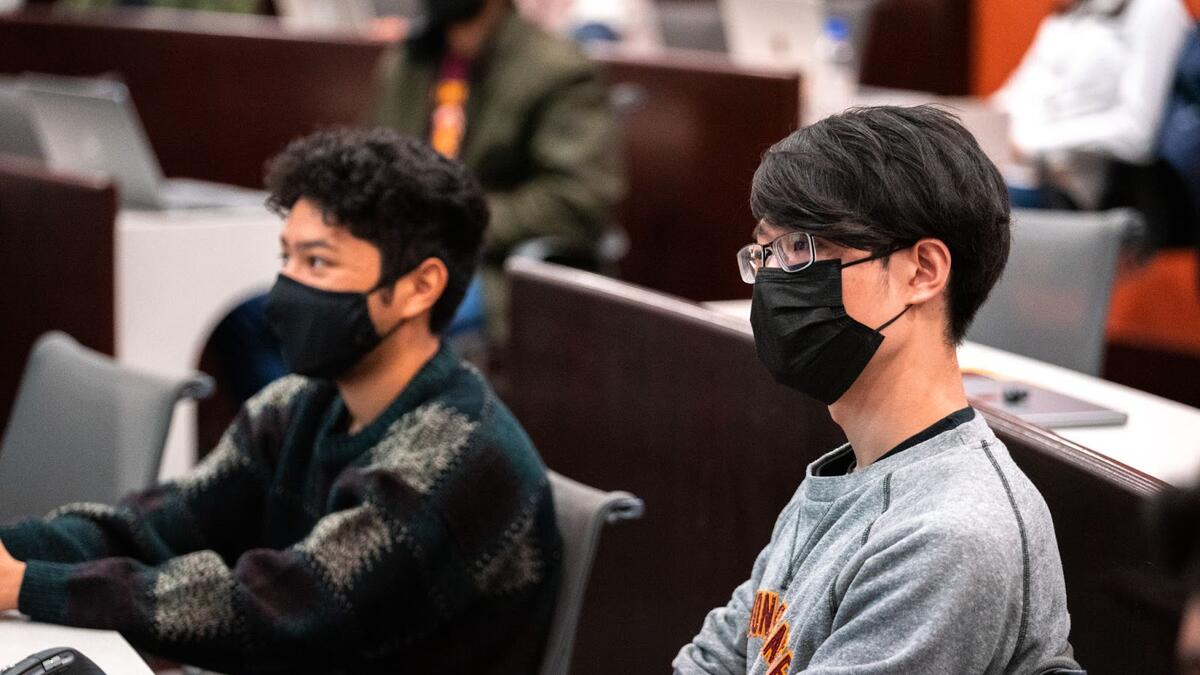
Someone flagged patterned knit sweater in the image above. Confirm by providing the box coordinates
[0,346,562,674]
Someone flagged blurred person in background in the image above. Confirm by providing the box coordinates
[994,0,1191,230]
[517,0,662,48]
[374,0,623,346]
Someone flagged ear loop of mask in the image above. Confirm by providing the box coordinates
[836,245,914,333]
[366,276,409,342]
[839,244,910,270]
[874,304,912,333]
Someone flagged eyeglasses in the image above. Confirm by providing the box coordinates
[737,230,823,284]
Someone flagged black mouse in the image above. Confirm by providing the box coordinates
[0,648,107,675]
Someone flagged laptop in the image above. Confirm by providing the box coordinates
[718,0,879,71]
[275,0,380,31]
[0,78,43,160]
[18,73,266,210]
[963,373,1128,429]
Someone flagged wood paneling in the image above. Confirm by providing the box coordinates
[594,50,799,302]
[0,154,117,431]
[0,8,385,188]
[860,0,974,95]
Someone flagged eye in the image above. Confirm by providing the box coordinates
[308,256,330,270]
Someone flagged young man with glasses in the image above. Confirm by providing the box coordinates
[674,106,1082,674]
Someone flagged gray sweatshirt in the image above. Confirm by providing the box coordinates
[673,413,1082,675]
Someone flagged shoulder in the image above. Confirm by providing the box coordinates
[364,359,558,589]
[244,374,319,418]
[369,358,546,495]
[215,375,327,465]
[874,435,1064,575]
[880,441,1035,559]
[494,14,600,89]
[448,360,545,480]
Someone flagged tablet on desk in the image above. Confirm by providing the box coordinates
[964,372,1129,429]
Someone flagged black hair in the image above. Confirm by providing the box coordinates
[265,127,488,333]
[405,0,498,61]
[750,105,1011,343]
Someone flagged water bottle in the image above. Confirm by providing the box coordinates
[809,15,858,121]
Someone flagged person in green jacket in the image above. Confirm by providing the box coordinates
[374,0,624,343]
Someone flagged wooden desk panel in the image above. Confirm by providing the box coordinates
[0,154,116,431]
[508,258,846,674]
[0,8,385,188]
[859,0,972,95]
[985,410,1177,675]
[594,50,799,302]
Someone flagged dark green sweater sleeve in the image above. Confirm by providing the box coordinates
[0,377,289,566]
[0,429,267,567]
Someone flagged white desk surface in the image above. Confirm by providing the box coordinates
[118,205,280,481]
[704,299,1200,488]
[0,613,152,674]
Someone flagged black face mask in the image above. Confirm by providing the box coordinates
[264,275,398,381]
[750,256,911,406]
[420,0,488,29]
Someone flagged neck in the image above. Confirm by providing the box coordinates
[446,0,507,59]
[336,325,441,435]
[829,336,968,470]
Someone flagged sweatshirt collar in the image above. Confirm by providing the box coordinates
[802,412,993,502]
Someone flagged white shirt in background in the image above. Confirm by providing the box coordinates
[993,0,1191,207]
[517,0,662,50]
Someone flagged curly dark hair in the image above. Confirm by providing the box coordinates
[750,105,1011,343]
[264,127,488,333]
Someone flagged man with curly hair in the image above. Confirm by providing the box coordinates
[0,128,562,674]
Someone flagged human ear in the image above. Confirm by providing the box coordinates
[905,239,952,306]
[387,257,449,322]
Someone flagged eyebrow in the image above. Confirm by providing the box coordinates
[280,237,337,252]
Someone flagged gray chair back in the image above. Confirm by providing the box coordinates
[0,331,213,523]
[540,471,643,675]
[966,208,1142,375]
